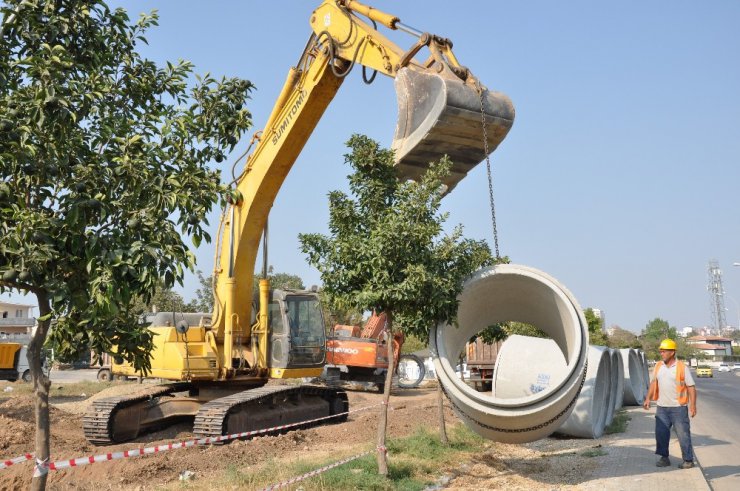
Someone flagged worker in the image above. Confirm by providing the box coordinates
[643,338,697,469]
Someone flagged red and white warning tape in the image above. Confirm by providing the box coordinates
[259,449,374,491]
[29,403,383,477]
[0,453,34,471]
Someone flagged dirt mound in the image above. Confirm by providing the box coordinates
[0,386,443,490]
[0,396,35,457]
[53,382,160,416]
[0,385,605,490]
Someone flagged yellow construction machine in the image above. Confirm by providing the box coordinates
[83,0,514,445]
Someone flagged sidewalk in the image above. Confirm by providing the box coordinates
[581,406,710,490]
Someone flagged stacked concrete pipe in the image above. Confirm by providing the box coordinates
[620,348,644,405]
[603,348,620,426]
[556,345,612,438]
[430,264,589,444]
[610,348,625,412]
[634,349,648,402]
[640,350,650,395]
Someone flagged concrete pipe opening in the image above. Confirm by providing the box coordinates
[557,345,612,439]
[620,348,644,406]
[609,348,625,413]
[430,264,588,443]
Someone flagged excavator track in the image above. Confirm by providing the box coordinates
[193,385,348,439]
[83,382,193,445]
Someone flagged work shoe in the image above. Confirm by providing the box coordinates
[656,457,671,467]
[678,461,695,469]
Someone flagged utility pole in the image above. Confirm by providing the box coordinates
[707,260,727,335]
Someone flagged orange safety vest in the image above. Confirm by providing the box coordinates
[650,360,688,405]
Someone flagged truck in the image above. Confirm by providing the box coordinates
[84,0,514,445]
[465,338,502,392]
[0,342,48,382]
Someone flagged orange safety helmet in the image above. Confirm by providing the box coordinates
[659,338,677,351]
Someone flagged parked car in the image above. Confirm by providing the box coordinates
[696,365,713,378]
[718,364,731,373]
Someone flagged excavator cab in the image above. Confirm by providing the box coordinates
[267,289,326,377]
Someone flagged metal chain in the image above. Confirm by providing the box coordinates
[476,86,500,259]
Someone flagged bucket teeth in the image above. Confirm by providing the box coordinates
[392,67,515,194]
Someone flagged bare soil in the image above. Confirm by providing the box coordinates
[0,381,604,490]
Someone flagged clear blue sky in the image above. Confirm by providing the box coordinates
[4,1,740,333]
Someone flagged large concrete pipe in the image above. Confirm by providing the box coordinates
[557,345,612,438]
[634,349,648,402]
[609,348,625,412]
[620,348,644,405]
[430,264,589,444]
[603,348,619,426]
[492,335,569,398]
[640,350,650,395]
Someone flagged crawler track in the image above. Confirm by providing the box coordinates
[83,382,193,445]
[193,385,348,439]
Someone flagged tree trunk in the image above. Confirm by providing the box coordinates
[376,311,394,476]
[30,292,52,491]
[437,379,449,445]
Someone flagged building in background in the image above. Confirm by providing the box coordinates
[679,326,695,337]
[686,335,732,357]
[0,301,36,340]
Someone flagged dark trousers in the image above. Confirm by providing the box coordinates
[655,405,694,462]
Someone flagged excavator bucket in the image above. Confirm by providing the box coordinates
[392,67,515,194]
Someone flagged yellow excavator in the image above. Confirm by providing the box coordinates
[83,0,514,445]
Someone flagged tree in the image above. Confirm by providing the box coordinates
[300,135,492,475]
[474,321,548,344]
[675,337,698,361]
[0,3,252,488]
[186,270,214,313]
[729,330,740,344]
[584,308,608,346]
[641,318,677,359]
[141,281,188,314]
[252,267,305,294]
[608,325,639,349]
[319,289,363,332]
[400,334,426,354]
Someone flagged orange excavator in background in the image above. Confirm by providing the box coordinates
[324,313,426,391]
[84,0,514,445]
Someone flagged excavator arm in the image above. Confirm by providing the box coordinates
[211,0,515,378]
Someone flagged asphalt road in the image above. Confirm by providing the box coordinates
[690,369,740,491]
[48,368,99,384]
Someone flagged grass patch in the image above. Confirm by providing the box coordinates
[0,380,126,399]
[604,409,631,434]
[580,448,608,458]
[209,424,487,491]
